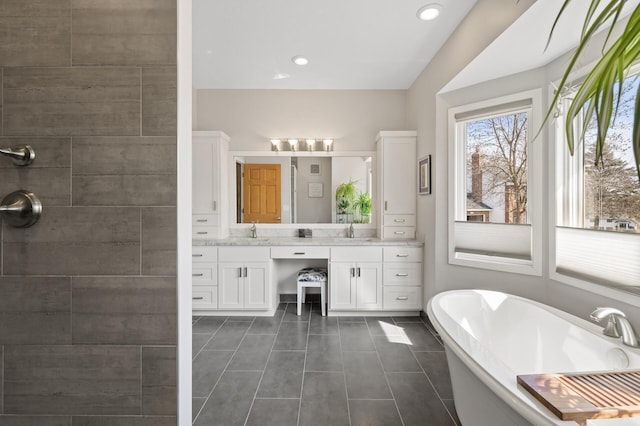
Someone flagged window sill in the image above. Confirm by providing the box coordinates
[450,250,542,276]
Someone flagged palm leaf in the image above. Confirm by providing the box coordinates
[634,82,640,179]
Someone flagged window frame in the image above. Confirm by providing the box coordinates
[448,89,543,276]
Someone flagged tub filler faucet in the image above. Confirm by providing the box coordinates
[590,307,639,348]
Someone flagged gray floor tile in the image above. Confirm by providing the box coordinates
[192,397,206,421]
[248,311,284,335]
[226,316,256,322]
[442,399,461,426]
[349,399,403,426]
[339,322,375,351]
[338,316,365,323]
[387,372,455,426]
[192,334,211,358]
[402,323,443,351]
[194,371,261,426]
[257,351,305,398]
[192,316,226,334]
[246,398,300,426]
[392,316,423,323]
[309,311,339,335]
[204,321,250,350]
[414,351,453,399]
[227,334,276,371]
[273,321,308,350]
[305,334,343,372]
[373,335,422,372]
[299,372,350,426]
[366,316,398,335]
[343,351,392,399]
[283,301,310,322]
[192,350,234,397]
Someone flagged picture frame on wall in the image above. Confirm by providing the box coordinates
[418,155,431,194]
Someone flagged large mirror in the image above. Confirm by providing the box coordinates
[233,154,373,224]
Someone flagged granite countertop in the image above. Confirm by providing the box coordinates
[193,237,423,247]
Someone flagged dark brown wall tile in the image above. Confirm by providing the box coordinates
[0,415,71,426]
[142,67,176,136]
[72,175,176,206]
[3,207,140,275]
[3,67,140,136]
[0,168,70,206]
[4,345,140,415]
[72,416,176,426]
[142,346,177,415]
[72,277,177,345]
[0,0,71,67]
[142,207,177,275]
[72,0,176,66]
[0,277,71,345]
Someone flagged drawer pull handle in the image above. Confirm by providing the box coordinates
[196,219,208,223]
[192,254,204,257]
[192,297,204,300]
[294,252,306,255]
[193,273,204,277]
[197,231,208,235]
[396,296,409,301]
[396,273,409,277]
[396,254,409,258]
[394,219,406,223]
[394,231,405,235]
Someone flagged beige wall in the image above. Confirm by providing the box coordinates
[0,0,177,422]
[195,90,408,151]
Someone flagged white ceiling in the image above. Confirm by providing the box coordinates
[192,0,477,90]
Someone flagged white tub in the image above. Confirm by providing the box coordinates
[427,290,640,426]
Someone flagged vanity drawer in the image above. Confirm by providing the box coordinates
[192,265,217,286]
[331,246,382,262]
[383,226,416,240]
[271,246,330,259]
[383,247,422,262]
[192,226,218,239]
[193,214,216,226]
[192,246,217,262]
[383,286,422,310]
[383,264,422,286]
[219,246,270,262]
[384,214,416,227]
[192,286,217,309]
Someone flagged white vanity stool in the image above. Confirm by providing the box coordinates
[297,267,327,316]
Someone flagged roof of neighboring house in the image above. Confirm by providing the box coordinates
[466,195,492,211]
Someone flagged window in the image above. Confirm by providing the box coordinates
[448,90,543,275]
[555,70,640,290]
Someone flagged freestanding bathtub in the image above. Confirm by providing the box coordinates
[427,290,640,426]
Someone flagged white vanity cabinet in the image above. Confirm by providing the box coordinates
[192,247,218,310]
[330,247,382,311]
[382,246,423,310]
[193,131,229,239]
[376,131,417,240]
[218,247,271,310]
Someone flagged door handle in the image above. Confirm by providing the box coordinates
[395,273,409,277]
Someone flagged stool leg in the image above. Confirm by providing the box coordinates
[297,283,302,316]
[321,283,326,316]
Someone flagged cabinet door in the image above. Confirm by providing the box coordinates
[330,263,356,310]
[193,141,217,214]
[383,138,416,214]
[218,262,243,309]
[244,262,269,309]
[356,263,382,310]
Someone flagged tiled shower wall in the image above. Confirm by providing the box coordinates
[0,0,178,423]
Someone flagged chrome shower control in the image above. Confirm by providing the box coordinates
[0,190,42,228]
[0,145,35,166]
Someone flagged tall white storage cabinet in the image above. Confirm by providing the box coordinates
[192,131,229,239]
[376,131,417,239]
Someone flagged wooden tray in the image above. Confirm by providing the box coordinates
[518,370,640,425]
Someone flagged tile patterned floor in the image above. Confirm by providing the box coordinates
[192,303,460,426]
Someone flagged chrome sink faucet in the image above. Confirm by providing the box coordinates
[590,307,639,348]
[348,223,355,238]
[250,221,257,238]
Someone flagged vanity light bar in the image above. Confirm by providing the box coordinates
[270,138,333,152]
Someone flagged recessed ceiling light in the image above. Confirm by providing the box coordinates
[417,4,442,21]
[292,55,309,66]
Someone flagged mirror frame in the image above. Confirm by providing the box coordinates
[229,150,377,229]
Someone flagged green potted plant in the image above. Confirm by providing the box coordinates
[545,0,640,182]
[335,180,358,223]
[354,191,372,224]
